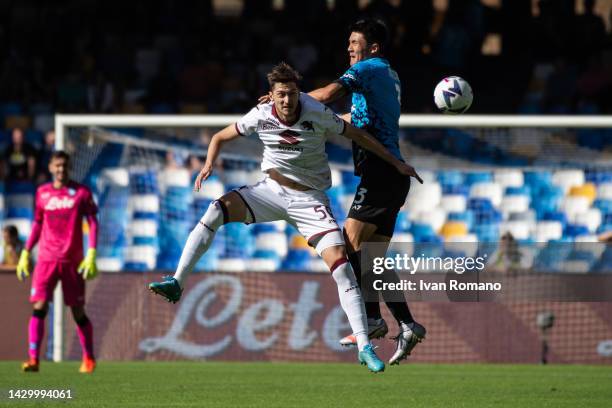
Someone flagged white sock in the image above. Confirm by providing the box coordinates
[331,260,369,351]
[174,201,225,287]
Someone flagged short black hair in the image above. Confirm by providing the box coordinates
[349,18,389,54]
[50,150,70,162]
[3,225,19,238]
[267,62,302,89]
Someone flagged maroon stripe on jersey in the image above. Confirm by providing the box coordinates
[234,123,245,136]
[307,228,341,247]
[330,257,349,273]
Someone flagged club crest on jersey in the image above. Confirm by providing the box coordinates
[45,196,76,211]
[68,188,76,196]
[300,121,314,132]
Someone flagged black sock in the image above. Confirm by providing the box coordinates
[380,269,414,325]
[348,250,381,320]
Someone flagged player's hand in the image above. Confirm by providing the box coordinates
[16,250,30,281]
[194,163,213,192]
[258,94,271,104]
[78,248,98,280]
[396,162,424,184]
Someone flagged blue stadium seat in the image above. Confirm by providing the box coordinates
[471,223,499,242]
[394,211,411,232]
[130,170,159,194]
[505,185,531,196]
[465,171,493,186]
[281,248,311,271]
[564,224,590,238]
[447,211,475,230]
[542,211,568,227]
[443,184,469,196]
[438,170,464,188]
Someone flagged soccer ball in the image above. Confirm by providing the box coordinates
[433,76,473,114]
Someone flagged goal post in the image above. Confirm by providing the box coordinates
[50,114,612,362]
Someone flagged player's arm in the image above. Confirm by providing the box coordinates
[342,123,423,184]
[194,124,241,191]
[308,82,348,104]
[17,197,43,280]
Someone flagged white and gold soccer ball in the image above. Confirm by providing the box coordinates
[433,76,473,114]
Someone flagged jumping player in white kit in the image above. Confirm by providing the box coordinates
[148,62,420,373]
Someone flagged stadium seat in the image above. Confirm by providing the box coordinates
[414,208,446,233]
[500,195,530,216]
[101,168,130,187]
[281,248,311,271]
[440,221,468,240]
[394,210,411,233]
[447,211,475,230]
[464,171,492,186]
[471,223,500,242]
[442,184,469,196]
[129,194,160,214]
[96,257,123,272]
[405,182,441,213]
[505,185,531,196]
[193,175,224,200]
[440,194,467,213]
[597,183,612,200]
[524,170,552,190]
[552,169,585,193]
[33,114,54,133]
[535,221,564,242]
[437,170,464,187]
[499,221,531,240]
[216,258,248,272]
[341,170,360,192]
[494,169,524,189]
[124,245,157,270]
[248,250,280,272]
[564,224,590,238]
[410,222,437,242]
[254,231,288,258]
[560,196,591,220]
[470,182,503,207]
[569,183,597,204]
[509,209,537,223]
[571,209,602,234]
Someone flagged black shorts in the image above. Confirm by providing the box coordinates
[347,158,411,237]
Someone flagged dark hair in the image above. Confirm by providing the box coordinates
[349,18,389,54]
[50,150,70,162]
[267,62,302,89]
[3,225,19,239]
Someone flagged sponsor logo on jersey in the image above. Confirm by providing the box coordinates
[259,120,282,131]
[279,130,301,145]
[44,196,76,211]
[300,121,314,132]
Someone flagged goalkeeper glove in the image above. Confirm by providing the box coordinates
[16,250,30,281]
[78,248,98,280]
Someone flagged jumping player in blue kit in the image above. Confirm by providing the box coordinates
[308,19,427,365]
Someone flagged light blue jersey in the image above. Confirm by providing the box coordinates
[336,57,402,172]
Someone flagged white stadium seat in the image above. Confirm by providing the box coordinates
[500,195,530,215]
[499,220,531,240]
[552,169,585,193]
[405,182,441,213]
[535,221,563,242]
[494,169,524,189]
[561,196,590,219]
[470,182,503,207]
[414,208,447,233]
[440,194,467,213]
[129,194,160,213]
[572,208,602,233]
[597,182,612,200]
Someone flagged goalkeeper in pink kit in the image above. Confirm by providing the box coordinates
[16,151,99,373]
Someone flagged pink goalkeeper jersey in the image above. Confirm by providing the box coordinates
[32,181,98,262]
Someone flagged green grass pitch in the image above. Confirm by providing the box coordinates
[1,361,611,407]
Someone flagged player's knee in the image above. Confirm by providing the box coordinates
[71,306,86,323]
[32,308,48,319]
[199,199,229,231]
[342,227,361,252]
[74,313,90,327]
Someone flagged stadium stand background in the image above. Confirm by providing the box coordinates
[0,0,611,273]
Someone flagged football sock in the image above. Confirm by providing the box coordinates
[75,315,94,359]
[331,259,369,351]
[380,268,415,325]
[348,250,382,320]
[28,309,46,361]
[174,200,226,287]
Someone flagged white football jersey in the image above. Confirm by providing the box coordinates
[235,93,346,191]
